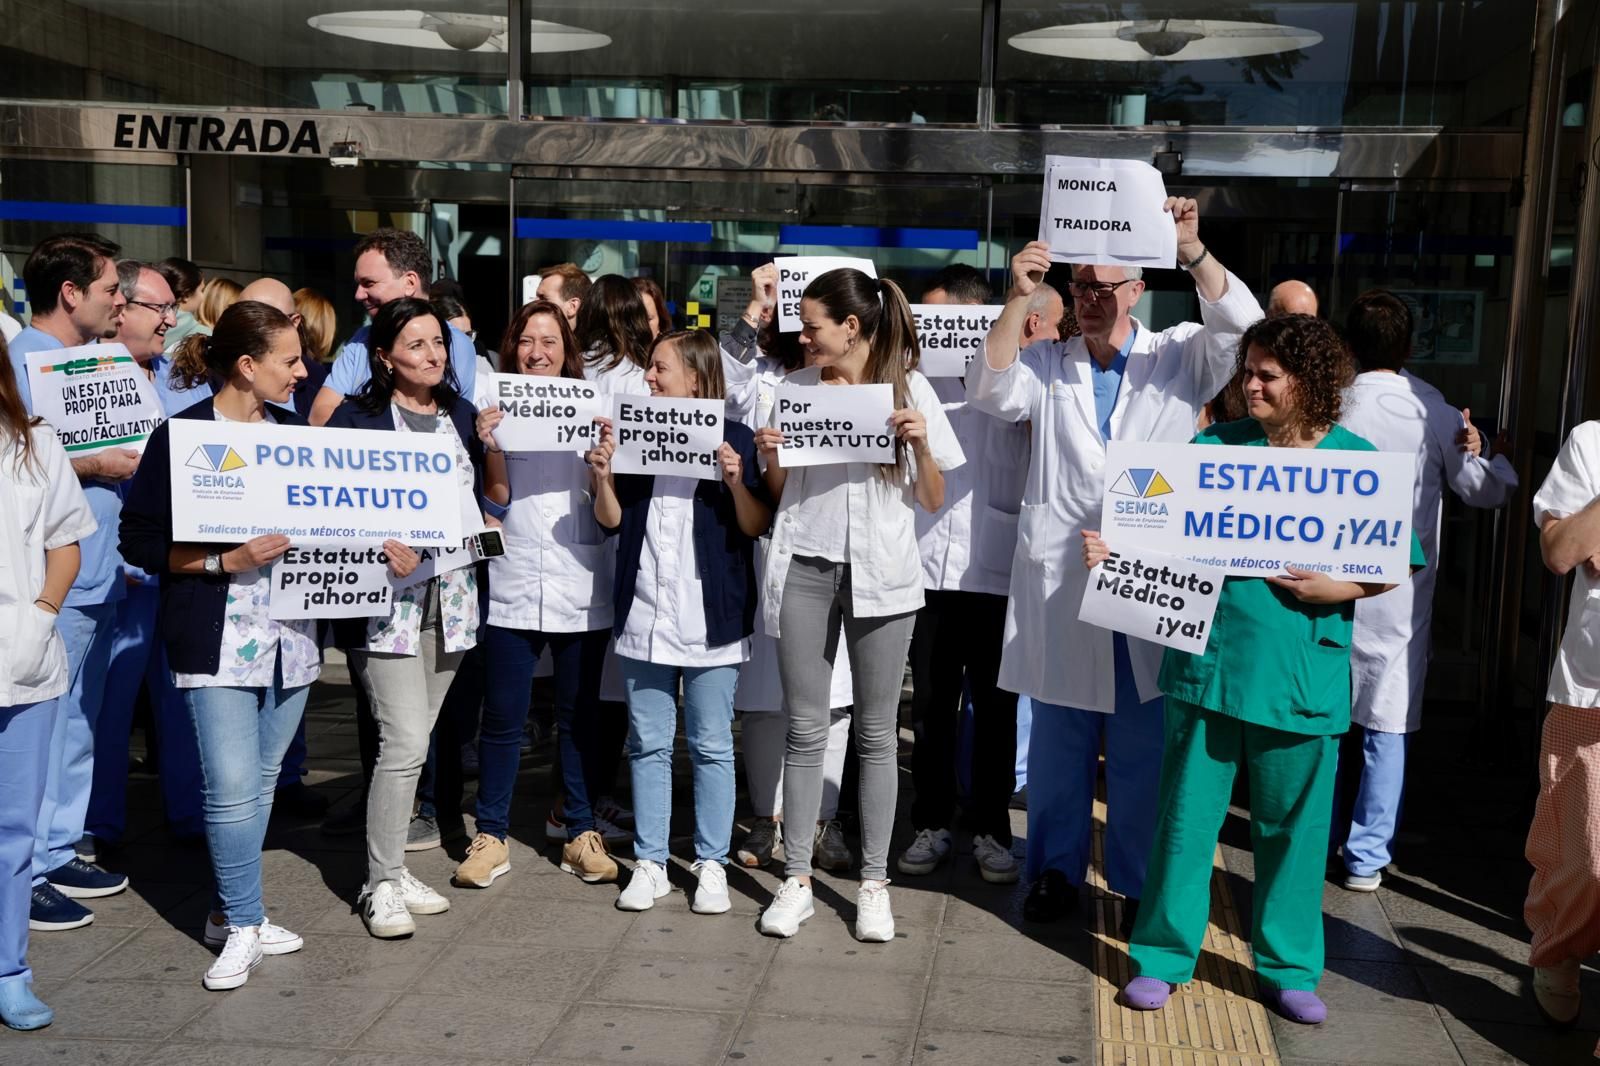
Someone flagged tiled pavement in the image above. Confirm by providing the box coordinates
[3,661,1598,1065]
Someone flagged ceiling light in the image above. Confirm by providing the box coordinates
[308,10,610,54]
[1009,19,1322,62]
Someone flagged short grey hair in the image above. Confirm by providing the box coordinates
[115,258,146,300]
[1024,282,1060,318]
[1069,263,1143,282]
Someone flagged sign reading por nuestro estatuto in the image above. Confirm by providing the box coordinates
[774,257,877,333]
[774,383,896,467]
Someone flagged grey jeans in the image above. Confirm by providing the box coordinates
[776,556,916,880]
[350,582,463,892]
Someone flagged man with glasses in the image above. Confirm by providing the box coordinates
[968,198,1263,934]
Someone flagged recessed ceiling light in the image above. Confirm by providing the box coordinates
[308,10,610,54]
[1010,19,1322,62]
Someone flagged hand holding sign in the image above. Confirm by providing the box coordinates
[227,534,291,572]
[1011,242,1053,299]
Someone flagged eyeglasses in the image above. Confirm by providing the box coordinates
[1066,279,1137,301]
[127,299,178,318]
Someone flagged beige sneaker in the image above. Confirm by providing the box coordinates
[452,833,511,888]
[560,829,619,883]
[1532,959,1581,1026]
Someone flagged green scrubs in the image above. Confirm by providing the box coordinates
[1128,420,1426,992]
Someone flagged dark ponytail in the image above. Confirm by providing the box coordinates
[174,300,296,390]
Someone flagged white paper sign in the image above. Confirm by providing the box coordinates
[486,374,602,452]
[24,343,163,456]
[1037,156,1178,269]
[268,544,393,620]
[392,534,480,590]
[1099,440,1417,581]
[167,420,465,546]
[775,256,877,333]
[610,395,724,480]
[912,304,1005,377]
[775,383,895,468]
[716,277,755,335]
[521,274,540,306]
[1078,547,1224,654]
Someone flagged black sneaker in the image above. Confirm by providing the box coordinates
[274,781,330,818]
[29,883,93,931]
[320,793,368,837]
[1022,869,1078,923]
[44,858,127,899]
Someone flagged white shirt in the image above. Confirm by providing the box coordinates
[966,271,1263,710]
[615,476,750,667]
[1342,370,1518,732]
[762,368,965,636]
[1534,420,1600,709]
[916,376,1028,596]
[584,353,649,399]
[488,450,613,633]
[0,312,21,345]
[0,425,97,705]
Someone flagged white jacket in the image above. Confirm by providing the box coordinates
[1342,371,1517,732]
[966,271,1262,710]
[487,450,613,634]
[0,425,98,705]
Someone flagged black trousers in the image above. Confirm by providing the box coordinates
[908,589,1018,844]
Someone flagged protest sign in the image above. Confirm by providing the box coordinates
[521,274,540,306]
[775,256,876,333]
[392,534,480,590]
[1037,156,1178,269]
[1078,547,1224,654]
[268,544,392,620]
[167,419,465,546]
[1099,440,1416,581]
[716,276,754,335]
[912,304,1004,377]
[775,383,895,468]
[24,343,163,456]
[610,395,723,480]
[486,373,603,452]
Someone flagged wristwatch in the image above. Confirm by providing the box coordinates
[204,551,225,577]
[1178,245,1210,272]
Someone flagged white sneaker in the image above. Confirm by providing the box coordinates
[896,828,953,876]
[203,913,303,955]
[203,925,262,990]
[758,877,814,937]
[855,879,895,943]
[616,860,671,912]
[691,860,731,915]
[360,881,416,939]
[397,868,451,915]
[972,834,1020,884]
[1342,870,1383,893]
[1533,959,1582,1025]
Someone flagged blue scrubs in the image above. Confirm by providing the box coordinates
[1024,327,1166,899]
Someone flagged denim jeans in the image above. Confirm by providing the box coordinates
[184,665,309,927]
[620,657,738,865]
[476,625,608,841]
[34,601,115,881]
[0,701,55,987]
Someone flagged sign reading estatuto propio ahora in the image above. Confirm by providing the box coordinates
[24,344,163,456]
[609,395,724,480]
[268,545,393,620]
[774,383,895,468]
[167,419,465,545]
[912,305,1004,377]
[1077,547,1225,654]
[774,256,876,333]
[1037,156,1178,269]
[487,373,604,452]
[1099,440,1417,581]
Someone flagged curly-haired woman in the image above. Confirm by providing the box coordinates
[1084,314,1423,1025]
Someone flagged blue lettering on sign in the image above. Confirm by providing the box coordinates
[1194,460,1381,496]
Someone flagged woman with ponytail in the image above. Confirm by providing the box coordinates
[752,268,964,943]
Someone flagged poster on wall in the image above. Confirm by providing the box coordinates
[1392,290,1483,364]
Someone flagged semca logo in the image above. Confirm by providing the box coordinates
[1109,467,1174,499]
[185,444,248,473]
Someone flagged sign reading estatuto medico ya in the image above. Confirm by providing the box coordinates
[167,419,465,546]
[774,383,896,468]
[487,373,603,452]
[775,256,876,333]
[24,344,163,456]
[911,305,1004,377]
[609,395,724,480]
[1099,440,1418,582]
[1078,547,1225,654]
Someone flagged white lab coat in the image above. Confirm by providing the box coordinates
[486,450,613,634]
[966,271,1262,711]
[1534,421,1600,709]
[915,377,1029,596]
[1342,371,1518,732]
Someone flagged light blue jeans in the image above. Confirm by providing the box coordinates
[1343,726,1409,877]
[620,657,738,865]
[1,701,55,987]
[34,602,115,881]
[184,664,309,928]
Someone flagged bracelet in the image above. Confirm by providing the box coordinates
[33,597,60,614]
[1178,245,1210,272]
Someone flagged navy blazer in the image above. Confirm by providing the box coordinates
[324,393,486,648]
[119,397,309,675]
[602,420,770,648]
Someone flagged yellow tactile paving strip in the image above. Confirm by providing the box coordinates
[1087,797,1281,1066]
